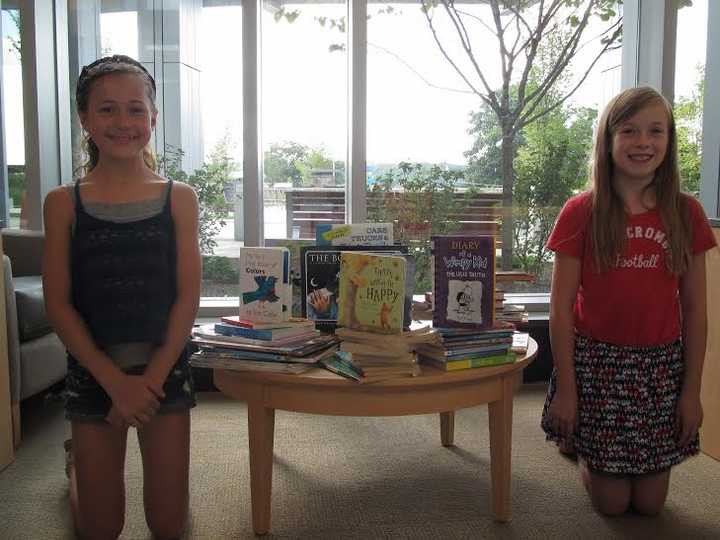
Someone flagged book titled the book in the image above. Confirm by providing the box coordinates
[239,247,291,323]
[316,223,394,246]
[337,252,406,334]
[431,235,496,329]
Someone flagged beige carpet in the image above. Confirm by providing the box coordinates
[0,384,718,539]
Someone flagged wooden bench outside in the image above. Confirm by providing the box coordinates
[285,188,504,244]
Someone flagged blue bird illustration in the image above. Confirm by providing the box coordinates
[242,275,279,304]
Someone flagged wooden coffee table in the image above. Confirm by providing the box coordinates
[214,338,537,535]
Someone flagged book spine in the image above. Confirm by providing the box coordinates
[445,353,517,371]
[214,323,272,340]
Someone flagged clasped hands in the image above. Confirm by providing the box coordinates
[105,373,165,429]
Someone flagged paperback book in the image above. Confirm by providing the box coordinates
[213,322,314,341]
[316,223,393,246]
[431,235,496,329]
[337,252,406,334]
[420,351,517,371]
[238,247,291,323]
[300,244,412,332]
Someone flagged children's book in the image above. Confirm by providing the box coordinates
[419,351,516,371]
[431,235,496,329]
[219,315,314,330]
[265,239,314,317]
[300,245,411,333]
[316,223,393,246]
[238,247,291,323]
[190,354,314,374]
[213,322,314,341]
[337,252,406,334]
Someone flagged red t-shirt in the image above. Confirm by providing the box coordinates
[546,191,717,346]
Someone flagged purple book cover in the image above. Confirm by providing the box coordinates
[431,235,496,329]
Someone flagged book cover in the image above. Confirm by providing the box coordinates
[300,245,411,333]
[239,247,291,323]
[213,322,313,341]
[420,351,516,371]
[337,252,406,334]
[265,239,314,317]
[316,223,394,246]
[431,236,496,329]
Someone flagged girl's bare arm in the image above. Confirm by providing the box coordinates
[549,252,581,392]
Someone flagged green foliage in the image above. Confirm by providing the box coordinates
[513,104,595,275]
[674,67,704,196]
[158,138,234,255]
[368,162,472,293]
[264,142,344,187]
[7,165,25,208]
[202,255,239,284]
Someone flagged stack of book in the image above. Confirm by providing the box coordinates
[416,326,519,371]
[327,325,436,382]
[191,317,339,374]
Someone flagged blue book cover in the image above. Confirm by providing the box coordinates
[213,322,306,341]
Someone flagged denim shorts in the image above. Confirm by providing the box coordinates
[65,346,196,422]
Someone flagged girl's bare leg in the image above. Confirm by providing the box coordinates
[631,469,671,516]
[70,420,129,540]
[137,411,191,540]
[579,459,631,516]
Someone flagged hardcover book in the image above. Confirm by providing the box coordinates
[300,245,412,333]
[431,235,496,329]
[238,247,291,323]
[265,239,314,317]
[337,252,406,334]
[316,223,393,246]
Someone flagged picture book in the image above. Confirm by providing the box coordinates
[219,315,314,330]
[337,252,406,334]
[190,354,313,374]
[300,245,411,333]
[431,235,496,329]
[316,223,393,246]
[213,322,314,341]
[419,351,516,371]
[192,323,316,347]
[265,239,314,317]
[238,247,291,323]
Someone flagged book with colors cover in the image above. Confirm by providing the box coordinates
[300,245,412,333]
[337,252,406,334]
[431,235,496,329]
[238,247,291,323]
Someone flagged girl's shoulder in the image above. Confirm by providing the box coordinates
[557,191,593,222]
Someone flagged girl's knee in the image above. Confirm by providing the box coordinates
[591,493,631,517]
[146,505,188,540]
[77,516,125,540]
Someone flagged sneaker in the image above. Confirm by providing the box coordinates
[64,439,73,479]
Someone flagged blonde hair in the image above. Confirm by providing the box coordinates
[589,86,692,274]
[76,55,157,175]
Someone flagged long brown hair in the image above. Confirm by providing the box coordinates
[589,86,692,274]
[76,55,158,175]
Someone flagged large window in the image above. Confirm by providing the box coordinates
[674,0,707,197]
[366,1,620,294]
[2,7,25,228]
[261,1,348,242]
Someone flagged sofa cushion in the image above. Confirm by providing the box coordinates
[13,276,53,342]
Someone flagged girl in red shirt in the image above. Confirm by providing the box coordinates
[541,87,716,516]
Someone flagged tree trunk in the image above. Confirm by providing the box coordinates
[500,129,515,270]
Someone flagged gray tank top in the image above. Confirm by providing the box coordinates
[67,182,172,369]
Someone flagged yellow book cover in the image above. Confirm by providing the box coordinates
[338,252,406,334]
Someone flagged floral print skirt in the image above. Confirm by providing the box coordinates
[541,334,698,475]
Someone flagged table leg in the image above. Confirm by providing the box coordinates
[488,375,515,522]
[440,411,455,446]
[248,403,276,535]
